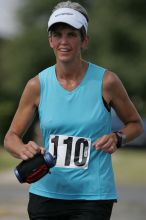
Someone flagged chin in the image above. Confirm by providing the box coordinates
[58,57,73,63]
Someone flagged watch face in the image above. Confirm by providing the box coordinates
[117,132,126,144]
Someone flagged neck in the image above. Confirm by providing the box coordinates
[55,59,88,81]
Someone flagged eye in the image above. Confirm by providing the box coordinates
[52,31,61,38]
[68,32,77,37]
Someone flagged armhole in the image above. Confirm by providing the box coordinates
[102,96,111,112]
[102,69,111,112]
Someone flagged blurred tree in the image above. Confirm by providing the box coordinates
[87,0,146,113]
[0,0,146,145]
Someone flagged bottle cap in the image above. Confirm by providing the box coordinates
[43,152,56,168]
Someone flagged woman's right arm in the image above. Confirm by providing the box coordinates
[4,76,44,160]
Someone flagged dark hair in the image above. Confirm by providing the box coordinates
[49,23,87,42]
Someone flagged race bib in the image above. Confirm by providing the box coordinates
[48,134,91,169]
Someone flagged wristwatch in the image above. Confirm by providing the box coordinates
[114,131,126,148]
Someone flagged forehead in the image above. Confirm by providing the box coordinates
[50,22,78,32]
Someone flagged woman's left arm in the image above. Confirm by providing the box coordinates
[94,71,144,153]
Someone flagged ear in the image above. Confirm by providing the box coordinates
[48,36,53,48]
[81,35,89,49]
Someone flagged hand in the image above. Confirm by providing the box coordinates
[93,133,117,154]
[19,141,45,160]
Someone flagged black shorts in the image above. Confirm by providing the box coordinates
[28,193,115,220]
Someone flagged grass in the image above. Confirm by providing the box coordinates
[0,147,146,185]
[0,148,20,172]
[113,149,146,185]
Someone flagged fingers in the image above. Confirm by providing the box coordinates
[93,133,117,154]
[95,135,112,150]
[19,141,44,160]
[40,146,45,155]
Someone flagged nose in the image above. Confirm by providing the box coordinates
[60,34,68,44]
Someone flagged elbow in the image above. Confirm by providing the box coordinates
[3,132,9,151]
[3,131,18,158]
[140,119,145,135]
[3,130,12,152]
[136,118,145,137]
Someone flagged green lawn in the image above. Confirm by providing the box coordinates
[113,149,146,185]
[0,148,20,171]
[0,147,146,185]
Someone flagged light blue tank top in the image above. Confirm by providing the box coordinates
[29,63,117,200]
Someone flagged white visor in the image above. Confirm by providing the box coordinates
[48,8,88,33]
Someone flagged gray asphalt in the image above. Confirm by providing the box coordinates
[0,171,146,220]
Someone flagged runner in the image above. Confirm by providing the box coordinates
[4,1,144,220]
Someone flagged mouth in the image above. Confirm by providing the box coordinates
[59,48,71,53]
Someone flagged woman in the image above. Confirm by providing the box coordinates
[4,1,144,220]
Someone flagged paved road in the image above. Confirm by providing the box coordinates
[0,171,146,220]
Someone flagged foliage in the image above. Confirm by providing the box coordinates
[0,0,146,145]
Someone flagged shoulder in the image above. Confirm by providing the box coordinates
[25,76,40,96]
[22,76,40,106]
[26,76,40,90]
[89,63,106,74]
[103,70,121,88]
[102,70,127,105]
[103,70,126,95]
[39,65,55,78]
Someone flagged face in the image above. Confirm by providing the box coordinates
[49,24,88,64]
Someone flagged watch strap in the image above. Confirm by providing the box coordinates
[114,131,126,148]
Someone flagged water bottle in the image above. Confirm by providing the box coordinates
[14,152,56,184]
